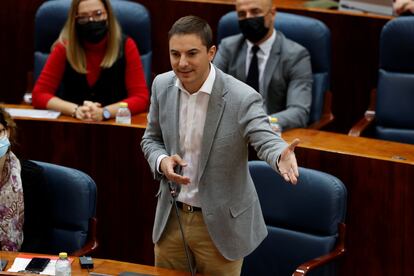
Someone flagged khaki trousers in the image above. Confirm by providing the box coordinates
[155,206,243,276]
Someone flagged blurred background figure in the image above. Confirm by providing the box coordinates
[0,108,24,251]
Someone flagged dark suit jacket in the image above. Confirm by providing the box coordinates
[214,32,313,130]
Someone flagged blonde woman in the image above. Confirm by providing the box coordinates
[32,0,149,121]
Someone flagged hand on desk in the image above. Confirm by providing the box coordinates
[394,0,414,15]
[75,101,104,121]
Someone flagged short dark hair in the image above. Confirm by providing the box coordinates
[168,15,213,49]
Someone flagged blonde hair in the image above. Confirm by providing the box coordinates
[55,0,122,73]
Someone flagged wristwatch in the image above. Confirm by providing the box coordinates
[102,107,111,120]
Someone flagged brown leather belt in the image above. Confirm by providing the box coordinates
[176,201,202,212]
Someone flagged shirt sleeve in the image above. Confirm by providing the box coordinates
[121,37,150,114]
[31,43,67,109]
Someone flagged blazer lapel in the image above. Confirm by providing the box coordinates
[262,31,283,99]
[236,41,248,82]
[198,69,227,181]
[167,79,182,157]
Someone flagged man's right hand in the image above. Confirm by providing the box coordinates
[160,154,190,185]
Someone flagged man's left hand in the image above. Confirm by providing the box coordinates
[278,138,300,184]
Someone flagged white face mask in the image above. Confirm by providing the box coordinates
[0,136,10,158]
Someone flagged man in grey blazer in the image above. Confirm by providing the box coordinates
[141,15,300,276]
[214,0,313,130]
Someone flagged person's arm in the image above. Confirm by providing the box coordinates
[32,43,80,117]
[141,75,170,180]
[213,40,231,72]
[238,87,299,184]
[270,46,313,130]
[118,38,150,115]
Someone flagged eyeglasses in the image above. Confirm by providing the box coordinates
[76,10,106,25]
[0,128,7,139]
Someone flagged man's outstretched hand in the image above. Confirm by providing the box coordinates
[278,138,300,184]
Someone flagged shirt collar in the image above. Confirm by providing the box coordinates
[175,63,216,95]
[246,28,276,56]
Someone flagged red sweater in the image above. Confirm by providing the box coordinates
[32,37,149,114]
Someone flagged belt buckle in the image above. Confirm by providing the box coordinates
[183,203,194,212]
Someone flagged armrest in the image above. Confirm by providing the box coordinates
[293,223,346,276]
[308,91,335,130]
[71,217,99,257]
[348,110,376,137]
[348,89,377,137]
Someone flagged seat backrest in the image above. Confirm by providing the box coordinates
[34,0,152,86]
[22,161,97,255]
[217,11,331,124]
[243,161,347,276]
[374,16,414,144]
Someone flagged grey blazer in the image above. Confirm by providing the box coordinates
[214,32,313,130]
[141,67,288,261]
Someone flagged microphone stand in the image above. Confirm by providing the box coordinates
[169,182,196,276]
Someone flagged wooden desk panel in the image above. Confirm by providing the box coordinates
[0,251,192,276]
[11,115,157,266]
[6,104,414,274]
[283,129,414,276]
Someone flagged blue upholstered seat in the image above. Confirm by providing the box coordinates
[34,0,152,86]
[21,161,97,256]
[217,12,333,127]
[349,16,414,144]
[244,161,347,276]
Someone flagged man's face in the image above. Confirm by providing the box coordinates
[236,0,275,27]
[169,34,216,94]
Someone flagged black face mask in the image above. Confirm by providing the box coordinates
[238,16,269,43]
[76,20,108,43]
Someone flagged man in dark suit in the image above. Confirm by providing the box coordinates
[214,0,313,130]
[141,15,300,275]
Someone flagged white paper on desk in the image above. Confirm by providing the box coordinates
[8,257,57,275]
[5,108,60,119]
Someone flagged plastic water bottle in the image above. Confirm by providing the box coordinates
[55,252,71,276]
[115,102,131,124]
[269,116,282,136]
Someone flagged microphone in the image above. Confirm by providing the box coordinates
[168,166,195,276]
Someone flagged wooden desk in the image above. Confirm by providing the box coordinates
[0,252,191,276]
[282,129,414,276]
[6,107,157,266]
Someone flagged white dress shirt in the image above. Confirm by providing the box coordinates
[157,64,216,207]
[245,29,276,93]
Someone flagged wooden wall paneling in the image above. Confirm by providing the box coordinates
[14,119,158,265]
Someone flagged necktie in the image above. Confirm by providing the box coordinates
[246,45,260,92]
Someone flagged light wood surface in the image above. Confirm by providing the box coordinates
[283,128,414,165]
[0,251,192,276]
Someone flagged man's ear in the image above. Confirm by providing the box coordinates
[208,45,217,61]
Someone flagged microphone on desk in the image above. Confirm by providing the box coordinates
[168,165,195,276]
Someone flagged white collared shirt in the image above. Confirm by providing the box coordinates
[245,29,276,93]
[156,64,216,207]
